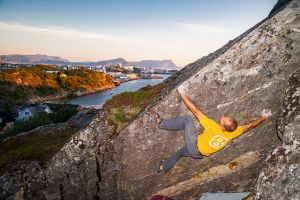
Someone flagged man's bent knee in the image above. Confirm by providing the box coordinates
[192,153,204,159]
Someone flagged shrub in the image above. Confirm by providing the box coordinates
[1,113,52,141]
[0,127,76,175]
[0,107,78,142]
[49,107,78,123]
[103,83,166,132]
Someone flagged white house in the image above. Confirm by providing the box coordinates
[95,65,106,74]
[127,73,138,79]
[107,72,122,78]
[123,66,134,71]
[16,104,53,121]
[119,74,128,81]
[43,70,60,74]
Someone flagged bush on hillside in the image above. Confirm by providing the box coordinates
[103,83,166,132]
[0,65,114,104]
[0,107,78,142]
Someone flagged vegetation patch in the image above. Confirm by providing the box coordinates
[0,127,76,175]
[0,107,78,142]
[0,65,114,104]
[103,82,166,132]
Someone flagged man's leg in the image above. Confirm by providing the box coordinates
[161,114,203,156]
[158,114,191,131]
[160,114,203,156]
[159,114,203,171]
[163,146,189,171]
[182,115,203,157]
[163,145,203,171]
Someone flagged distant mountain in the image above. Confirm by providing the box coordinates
[128,60,179,70]
[0,54,180,69]
[92,58,127,67]
[72,59,180,70]
[0,54,69,64]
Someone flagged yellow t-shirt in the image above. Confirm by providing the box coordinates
[197,115,244,156]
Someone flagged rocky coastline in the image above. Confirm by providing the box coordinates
[28,85,116,104]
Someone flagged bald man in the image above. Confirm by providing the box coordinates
[156,86,272,172]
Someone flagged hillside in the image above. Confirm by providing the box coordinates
[0,0,299,200]
[0,65,115,104]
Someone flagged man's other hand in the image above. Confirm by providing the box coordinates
[177,85,186,95]
[261,109,272,119]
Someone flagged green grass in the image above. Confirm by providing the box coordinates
[114,111,127,122]
[0,128,76,175]
[103,83,166,132]
[0,107,79,175]
[1,107,78,142]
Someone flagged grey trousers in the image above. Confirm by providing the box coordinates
[158,114,203,171]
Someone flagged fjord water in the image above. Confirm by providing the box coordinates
[53,74,170,107]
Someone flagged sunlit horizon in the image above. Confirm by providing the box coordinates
[0,0,277,67]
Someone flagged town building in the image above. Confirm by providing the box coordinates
[43,70,60,74]
[127,73,138,79]
[16,104,53,121]
[123,66,134,71]
[94,65,106,74]
[107,72,122,78]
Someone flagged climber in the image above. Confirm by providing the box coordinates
[156,85,272,172]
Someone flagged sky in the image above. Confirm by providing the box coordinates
[0,0,277,67]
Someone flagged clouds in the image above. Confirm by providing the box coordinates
[0,22,133,44]
[0,21,244,66]
[0,0,276,66]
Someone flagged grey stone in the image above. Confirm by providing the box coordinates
[255,69,300,200]
[102,1,300,199]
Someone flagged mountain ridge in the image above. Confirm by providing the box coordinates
[0,54,69,65]
[0,54,180,69]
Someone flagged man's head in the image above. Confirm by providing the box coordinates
[219,116,237,132]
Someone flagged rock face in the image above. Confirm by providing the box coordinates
[255,69,300,200]
[1,0,299,199]
[100,1,299,199]
[19,110,116,200]
[0,108,100,200]
[0,161,42,200]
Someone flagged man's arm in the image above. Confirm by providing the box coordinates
[241,117,267,132]
[241,109,272,132]
[178,90,204,120]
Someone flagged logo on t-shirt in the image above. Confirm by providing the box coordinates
[209,135,228,148]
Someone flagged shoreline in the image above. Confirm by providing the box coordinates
[38,74,168,105]
[28,85,116,104]
[42,76,165,103]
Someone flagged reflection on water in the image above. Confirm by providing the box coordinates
[52,74,170,107]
